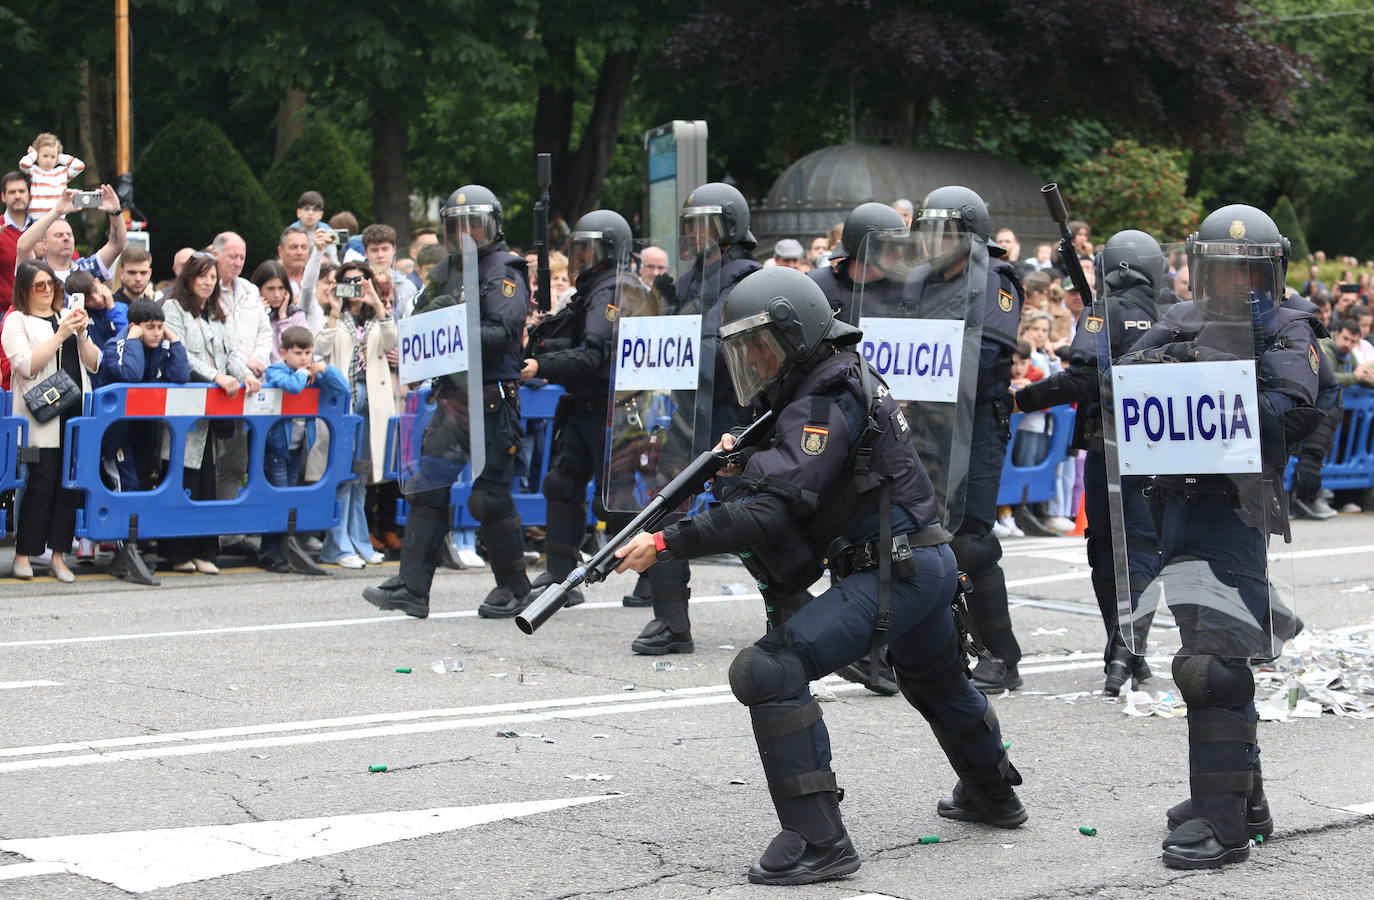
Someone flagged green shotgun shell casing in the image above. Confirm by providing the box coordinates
[918,835,941,844]
[1079,826,1097,836]
[1002,740,1011,749]
[396,667,412,674]
[368,764,387,773]
[1254,834,1265,845]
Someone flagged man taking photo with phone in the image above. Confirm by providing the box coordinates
[15,185,126,284]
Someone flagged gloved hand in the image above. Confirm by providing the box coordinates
[653,272,677,308]
[1292,452,1323,501]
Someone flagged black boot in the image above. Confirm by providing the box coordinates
[631,618,694,654]
[1103,641,1138,697]
[362,578,429,619]
[1167,763,1273,838]
[477,585,532,618]
[969,657,1021,693]
[834,653,899,696]
[622,572,652,607]
[747,791,859,885]
[476,511,532,618]
[937,777,1028,828]
[1162,703,1255,870]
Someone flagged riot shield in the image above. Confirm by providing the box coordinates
[394,234,484,495]
[853,228,984,531]
[1102,248,1294,661]
[603,244,713,513]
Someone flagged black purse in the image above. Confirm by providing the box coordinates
[23,342,81,424]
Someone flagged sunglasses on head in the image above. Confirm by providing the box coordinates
[191,251,217,261]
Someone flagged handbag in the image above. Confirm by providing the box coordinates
[23,340,81,424]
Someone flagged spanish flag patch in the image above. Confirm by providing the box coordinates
[801,424,829,456]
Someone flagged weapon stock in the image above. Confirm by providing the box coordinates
[516,408,777,634]
[534,152,553,313]
[1041,184,1095,303]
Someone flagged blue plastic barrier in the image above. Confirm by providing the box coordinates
[1,391,28,533]
[1285,386,1374,493]
[997,406,1077,507]
[64,384,363,541]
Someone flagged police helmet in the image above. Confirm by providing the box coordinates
[1187,205,1289,323]
[679,182,754,260]
[916,185,988,273]
[441,184,503,254]
[568,209,632,281]
[842,202,910,272]
[1098,229,1165,294]
[719,267,848,407]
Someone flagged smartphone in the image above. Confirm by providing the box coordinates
[68,292,85,311]
[1340,283,1360,295]
[335,283,362,299]
[71,191,103,210]
[332,228,349,246]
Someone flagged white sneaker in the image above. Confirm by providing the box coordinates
[302,536,324,553]
[457,548,486,568]
[992,520,1014,538]
[365,551,385,565]
[1045,515,1077,532]
[996,516,1025,538]
[334,554,366,569]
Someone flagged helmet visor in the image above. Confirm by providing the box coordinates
[859,227,917,278]
[720,313,789,407]
[915,211,972,262]
[679,206,726,260]
[569,231,609,279]
[442,204,498,254]
[1193,242,1284,325]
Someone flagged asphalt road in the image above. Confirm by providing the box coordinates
[1,515,1372,899]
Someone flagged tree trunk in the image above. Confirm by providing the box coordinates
[76,62,102,188]
[561,49,639,221]
[275,89,307,161]
[532,32,577,211]
[372,101,410,236]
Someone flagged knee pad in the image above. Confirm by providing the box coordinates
[729,645,808,707]
[541,464,587,505]
[951,531,1003,574]
[467,485,515,524]
[1172,655,1254,709]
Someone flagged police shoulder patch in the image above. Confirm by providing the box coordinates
[801,425,829,456]
[1085,316,1104,333]
[1309,344,1320,374]
[606,303,618,322]
[998,288,1014,313]
[501,278,517,297]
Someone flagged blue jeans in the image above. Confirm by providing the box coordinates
[322,478,371,561]
[260,448,304,555]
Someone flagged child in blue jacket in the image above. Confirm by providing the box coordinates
[99,299,190,491]
[258,325,349,572]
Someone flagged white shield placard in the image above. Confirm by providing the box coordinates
[613,314,702,392]
[397,304,469,383]
[858,317,965,403]
[1112,359,1262,475]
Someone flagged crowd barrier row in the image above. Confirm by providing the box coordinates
[2,385,1371,561]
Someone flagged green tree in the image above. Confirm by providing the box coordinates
[1270,195,1309,262]
[1070,141,1202,242]
[262,122,374,224]
[133,116,280,273]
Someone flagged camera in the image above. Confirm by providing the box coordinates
[71,191,103,210]
[335,282,362,299]
[332,228,349,246]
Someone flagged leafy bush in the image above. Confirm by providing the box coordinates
[1270,195,1309,264]
[1070,140,1203,244]
[262,122,374,225]
[133,116,282,275]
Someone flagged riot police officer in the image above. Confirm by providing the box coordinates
[362,184,533,619]
[613,267,1027,885]
[809,201,909,325]
[522,210,637,605]
[629,182,762,655]
[1118,205,1328,868]
[1014,229,1166,695]
[915,186,1026,693]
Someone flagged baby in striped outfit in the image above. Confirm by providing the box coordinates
[19,133,86,217]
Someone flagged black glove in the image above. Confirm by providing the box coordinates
[653,272,677,308]
[1293,452,1323,501]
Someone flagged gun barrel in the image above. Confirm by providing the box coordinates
[517,580,572,634]
[1041,184,1069,224]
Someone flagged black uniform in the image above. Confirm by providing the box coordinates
[1016,283,1163,673]
[398,241,531,603]
[633,245,761,648]
[528,264,628,584]
[656,345,1024,882]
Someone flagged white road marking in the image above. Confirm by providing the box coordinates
[0,861,69,882]
[842,895,908,900]
[1341,801,1374,816]
[0,651,1126,773]
[0,796,613,893]
[0,681,60,690]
